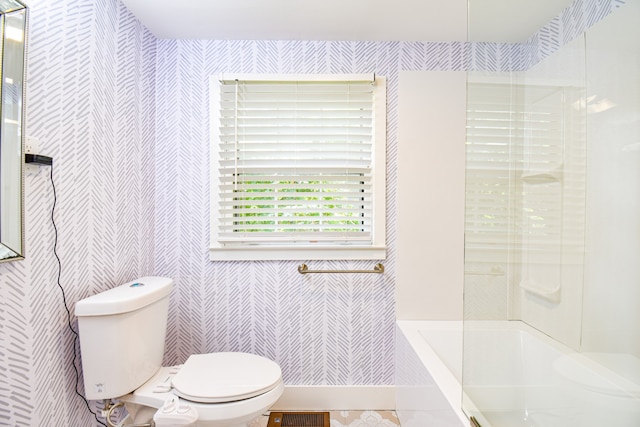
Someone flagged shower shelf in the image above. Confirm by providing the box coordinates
[521,166,563,184]
[520,280,561,304]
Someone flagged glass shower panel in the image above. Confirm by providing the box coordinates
[463,37,587,424]
[464,1,640,426]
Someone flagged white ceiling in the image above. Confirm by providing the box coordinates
[120,0,575,43]
[468,0,575,42]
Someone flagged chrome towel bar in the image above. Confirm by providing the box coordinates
[297,263,384,274]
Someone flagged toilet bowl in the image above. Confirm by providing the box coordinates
[75,277,284,427]
[126,353,284,427]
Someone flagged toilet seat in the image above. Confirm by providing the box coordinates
[172,352,282,404]
[124,366,285,427]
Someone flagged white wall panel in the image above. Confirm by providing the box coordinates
[395,71,466,320]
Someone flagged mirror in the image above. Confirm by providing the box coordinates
[0,0,27,262]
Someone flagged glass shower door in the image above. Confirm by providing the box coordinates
[463,1,640,426]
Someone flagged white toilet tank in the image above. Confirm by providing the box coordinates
[75,277,174,401]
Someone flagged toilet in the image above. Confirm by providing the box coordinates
[75,277,284,427]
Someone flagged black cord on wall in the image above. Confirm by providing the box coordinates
[48,163,107,427]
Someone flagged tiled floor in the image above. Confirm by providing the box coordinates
[248,410,401,426]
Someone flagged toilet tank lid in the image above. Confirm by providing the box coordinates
[75,277,174,317]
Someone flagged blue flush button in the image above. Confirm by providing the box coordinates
[130,282,145,288]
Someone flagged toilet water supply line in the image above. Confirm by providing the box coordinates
[41,157,108,426]
[41,156,155,427]
[103,400,155,427]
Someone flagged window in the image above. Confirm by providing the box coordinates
[210,74,386,261]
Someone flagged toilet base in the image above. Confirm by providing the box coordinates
[119,410,260,427]
[116,414,253,427]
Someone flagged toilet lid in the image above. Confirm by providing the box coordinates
[172,352,282,403]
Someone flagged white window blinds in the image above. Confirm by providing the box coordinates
[210,74,386,259]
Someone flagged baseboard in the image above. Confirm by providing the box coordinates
[271,385,396,411]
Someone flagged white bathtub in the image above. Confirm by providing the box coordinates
[396,321,466,427]
[396,320,640,427]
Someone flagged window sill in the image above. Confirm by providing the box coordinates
[209,245,387,261]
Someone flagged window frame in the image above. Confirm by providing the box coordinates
[209,73,387,261]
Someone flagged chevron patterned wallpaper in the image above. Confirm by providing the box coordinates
[0,0,625,425]
[522,0,627,68]
[0,0,157,425]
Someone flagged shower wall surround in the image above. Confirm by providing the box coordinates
[0,0,624,426]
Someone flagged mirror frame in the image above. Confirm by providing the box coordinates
[0,0,28,263]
